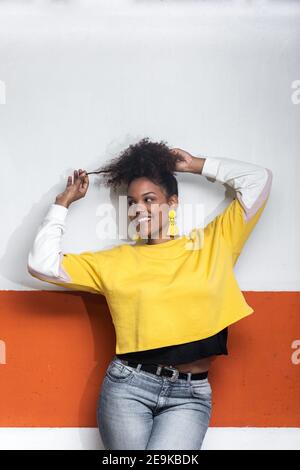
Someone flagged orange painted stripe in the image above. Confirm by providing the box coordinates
[0,291,299,427]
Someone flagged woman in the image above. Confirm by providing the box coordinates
[27,138,273,450]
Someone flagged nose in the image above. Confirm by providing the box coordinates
[130,203,150,216]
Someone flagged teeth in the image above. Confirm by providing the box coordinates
[138,217,150,223]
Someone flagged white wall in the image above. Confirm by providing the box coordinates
[0,0,299,292]
[1,427,300,450]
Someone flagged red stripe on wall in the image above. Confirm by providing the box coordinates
[0,291,299,427]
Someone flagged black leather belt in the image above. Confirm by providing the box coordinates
[118,359,208,382]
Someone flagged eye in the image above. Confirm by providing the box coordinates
[128,197,154,206]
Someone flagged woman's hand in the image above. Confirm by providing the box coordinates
[169,148,194,172]
[55,169,89,208]
[170,148,206,174]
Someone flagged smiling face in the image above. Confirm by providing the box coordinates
[127,177,178,241]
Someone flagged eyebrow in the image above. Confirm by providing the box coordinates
[127,192,156,199]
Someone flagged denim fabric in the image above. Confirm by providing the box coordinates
[96,355,212,450]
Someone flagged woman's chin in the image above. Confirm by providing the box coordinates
[140,230,156,240]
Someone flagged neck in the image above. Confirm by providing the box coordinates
[146,230,181,245]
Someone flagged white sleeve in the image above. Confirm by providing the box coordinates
[27,203,71,282]
[201,156,273,222]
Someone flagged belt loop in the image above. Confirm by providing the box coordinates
[187,372,192,384]
[156,365,162,376]
[136,363,142,373]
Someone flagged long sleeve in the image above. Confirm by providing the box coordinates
[201,156,273,264]
[27,204,106,295]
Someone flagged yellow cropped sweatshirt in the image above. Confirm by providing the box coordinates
[27,156,273,354]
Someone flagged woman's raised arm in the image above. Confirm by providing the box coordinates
[200,155,273,264]
[170,148,273,263]
[27,169,107,295]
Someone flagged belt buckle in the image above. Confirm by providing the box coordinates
[162,365,179,382]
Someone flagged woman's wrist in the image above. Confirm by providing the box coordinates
[55,197,71,209]
[188,156,206,174]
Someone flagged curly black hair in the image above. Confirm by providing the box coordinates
[88,137,178,198]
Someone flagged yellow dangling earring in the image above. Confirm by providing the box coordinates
[166,208,179,237]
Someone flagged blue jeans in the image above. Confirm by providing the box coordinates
[96,355,212,450]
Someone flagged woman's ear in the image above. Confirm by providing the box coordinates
[169,197,178,211]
